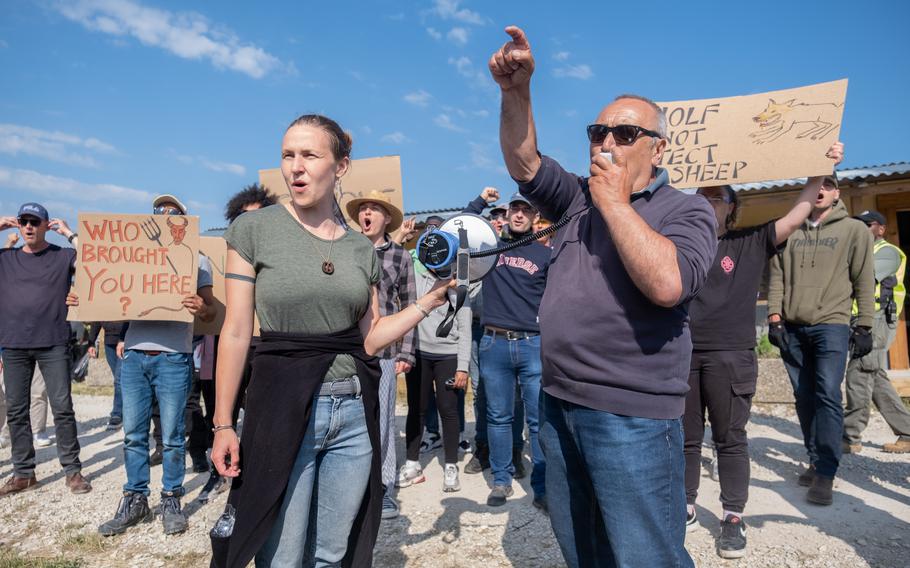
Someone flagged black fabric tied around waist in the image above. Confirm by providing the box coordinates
[210,327,382,568]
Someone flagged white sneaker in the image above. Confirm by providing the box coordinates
[34,432,52,448]
[0,434,10,449]
[397,462,426,488]
[443,464,460,492]
[419,432,442,454]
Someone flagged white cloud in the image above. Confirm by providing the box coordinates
[0,123,117,168]
[173,152,245,176]
[0,167,153,204]
[554,64,593,80]
[553,51,570,61]
[361,125,373,135]
[426,27,443,40]
[386,13,406,21]
[53,0,286,79]
[431,0,486,25]
[562,109,578,118]
[380,132,410,144]
[447,56,496,93]
[447,27,469,46]
[472,109,490,118]
[434,114,467,133]
[403,89,432,107]
[459,142,507,175]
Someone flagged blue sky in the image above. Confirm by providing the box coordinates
[1,0,908,237]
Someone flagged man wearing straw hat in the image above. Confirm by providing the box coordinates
[347,190,416,519]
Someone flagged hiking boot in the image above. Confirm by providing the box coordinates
[718,514,747,559]
[149,447,164,467]
[883,436,910,453]
[0,475,38,497]
[486,484,514,507]
[419,432,442,454]
[197,469,227,504]
[396,461,425,488]
[512,447,526,479]
[65,472,92,494]
[381,493,400,519]
[686,508,698,532]
[532,494,548,514]
[190,451,209,473]
[465,443,490,474]
[106,416,123,431]
[443,464,461,492]
[98,492,153,536]
[798,464,816,487]
[160,492,188,535]
[807,475,834,506]
[842,440,862,454]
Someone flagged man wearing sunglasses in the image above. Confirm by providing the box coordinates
[768,173,875,506]
[489,26,716,567]
[0,203,92,497]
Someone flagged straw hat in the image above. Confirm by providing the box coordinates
[345,190,404,233]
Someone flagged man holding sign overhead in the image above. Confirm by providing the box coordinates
[0,203,91,497]
[489,26,715,567]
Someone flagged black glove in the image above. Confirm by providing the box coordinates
[768,321,788,350]
[850,326,873,359]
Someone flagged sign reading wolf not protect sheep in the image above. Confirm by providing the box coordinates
[657,79,847,187]
[69,213,200,323]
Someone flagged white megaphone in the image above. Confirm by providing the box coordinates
[416,213,500,283]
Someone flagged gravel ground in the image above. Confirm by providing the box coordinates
[0,358,907,567]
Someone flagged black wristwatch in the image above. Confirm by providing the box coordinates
[67,233,78,243]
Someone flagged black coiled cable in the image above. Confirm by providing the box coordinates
[469,206,588,258]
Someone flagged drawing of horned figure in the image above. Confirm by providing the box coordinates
[139,215,196,276]
[749,98,843,144]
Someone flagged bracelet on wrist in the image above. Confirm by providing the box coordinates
[414,302,431,318]
[67,233,78,243]
[212,424,235,433]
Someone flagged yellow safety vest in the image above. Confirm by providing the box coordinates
[853,239,907,317]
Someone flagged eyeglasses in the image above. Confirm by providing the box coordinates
[17,217,42,227]
[154,205,182,215]
[586,124,663,146]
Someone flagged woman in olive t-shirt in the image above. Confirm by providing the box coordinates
[210,114,451,567]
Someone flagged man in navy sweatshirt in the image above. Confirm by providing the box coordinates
[489,27,716,567]
[465,190,550,509]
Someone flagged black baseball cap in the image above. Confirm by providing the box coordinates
[854,210,886,226]
[508,191,536,210]
[488,206,507,218]
[18,202,49,221]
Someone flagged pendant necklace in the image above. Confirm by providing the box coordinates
[303,223,339,275]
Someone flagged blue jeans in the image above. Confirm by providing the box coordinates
[480,332,544,496]
[540,393,693,568]
[780,323,850,477]
[470,322,524,448]
[257,393,372,567]
[120,350,192,495]
[104,344,123,420]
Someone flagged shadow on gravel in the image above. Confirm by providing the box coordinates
[748,411,909,568]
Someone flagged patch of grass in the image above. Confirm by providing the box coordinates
[162,552,210,568]
[61,531,108,555]
[0,549,84,568]
[756,334,780,359]
[70,383,114,397]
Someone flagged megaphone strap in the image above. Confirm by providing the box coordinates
[435,284,468,338]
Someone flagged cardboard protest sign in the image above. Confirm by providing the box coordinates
[657,79,847,187]
[69,213,200,323]
[194,236,226,335]
[259,155,404,225]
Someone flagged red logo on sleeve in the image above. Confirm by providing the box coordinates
[721,256,735,273]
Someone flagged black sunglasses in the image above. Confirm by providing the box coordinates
[17,217,43,227]
[586,124,663,146]
[154,205,182,215]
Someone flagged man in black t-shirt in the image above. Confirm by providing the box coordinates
[0,202,91,496]
[684,142,844,559]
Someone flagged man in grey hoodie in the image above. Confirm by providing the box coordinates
[768,172,875,505]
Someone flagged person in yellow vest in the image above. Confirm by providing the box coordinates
[843,210,910,453]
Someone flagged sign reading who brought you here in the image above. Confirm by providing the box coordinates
[657,79,847,187]
[68,212,200,323]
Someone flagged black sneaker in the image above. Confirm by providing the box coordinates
[98,492,153,536]
[465,444,490,474]
[486,484,514,507]
[512,447,526,479]
[718,514,747,559]
[160,492,188,535]
[150,447,164,467]
[686,508,698,532]
[532,494,548,514]
[190,452,209,473]
[197,469,227,504]
[106,416,123,431]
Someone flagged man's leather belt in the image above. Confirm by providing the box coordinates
[484,327,540,341]
[138,350,164,356]
[318,376,362,397]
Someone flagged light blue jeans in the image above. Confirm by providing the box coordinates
[256,393,372,567]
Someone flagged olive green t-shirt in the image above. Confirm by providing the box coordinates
[224,204,380,380]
